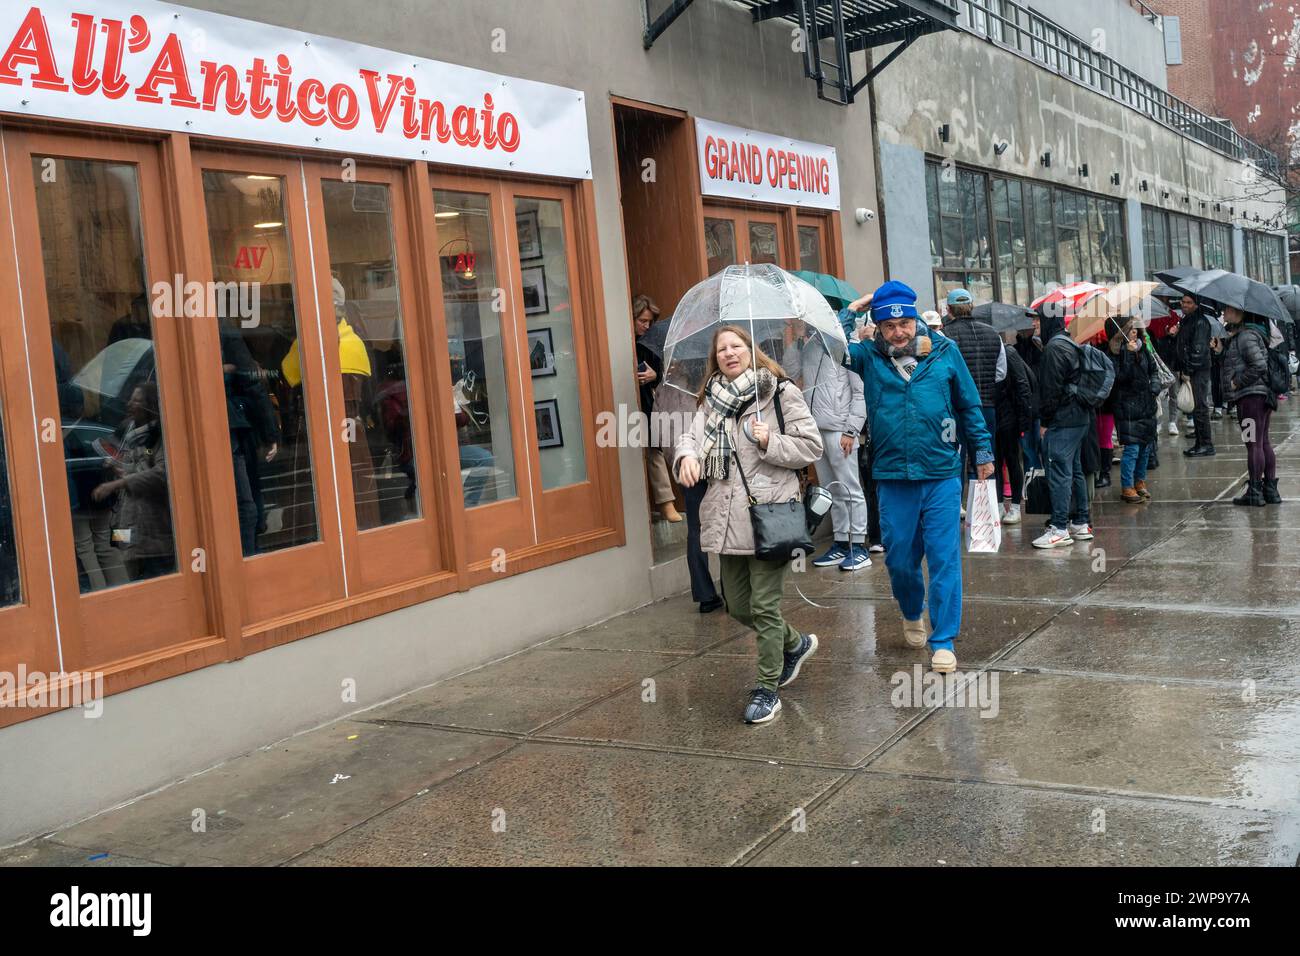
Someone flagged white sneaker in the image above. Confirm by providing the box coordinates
[1167,422,1179,436]
[1003,504,1022,525]
[1033,527,1074,549]
[1067,522,1094,541]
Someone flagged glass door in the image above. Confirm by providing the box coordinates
[703,205,790,272]
[6,131,209,670]
[189,150,346,624]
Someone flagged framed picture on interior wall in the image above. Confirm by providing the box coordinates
[527,327,556,377]
[517,209,543,260]
[534,399,563,449]
[521,264,549,315]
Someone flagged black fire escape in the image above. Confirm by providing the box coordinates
[643,0,961,105]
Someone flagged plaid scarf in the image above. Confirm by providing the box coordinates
[699,368,773,480]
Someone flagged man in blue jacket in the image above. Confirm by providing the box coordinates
[843,281,994,674]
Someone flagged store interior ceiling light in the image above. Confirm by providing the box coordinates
[253,221,283,230]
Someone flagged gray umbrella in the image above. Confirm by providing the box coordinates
[1172,270,1290,325]
[970,301,1036,333]
[1274,286,1300,324]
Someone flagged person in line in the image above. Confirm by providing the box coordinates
[1014,320,1045,470]
[923,311,945,337]
[802,328,871,571]
[1150,309,1181,440]
[675,325,822,724]
[841,282,994,675]
[1033,305,1095,549]
[994,335,1034,524]
[1108,319,1158,504]
[1094,329,1117,491]
[941,289,1006,510]
[1221,308,1280,507]
[1175,293,1216,457]
[857,415,884,555]
[633,295,682,524]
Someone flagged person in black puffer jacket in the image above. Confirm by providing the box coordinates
[1221,308,1278,507]
[1107,319,1159,503]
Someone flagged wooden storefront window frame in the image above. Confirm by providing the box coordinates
[0,116,624,729]
[700,201,841,278]
[2,128,217,678]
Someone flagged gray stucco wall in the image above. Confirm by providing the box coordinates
[1028,0,1170,90]
[879,142,938,308]
[0,0,886,844]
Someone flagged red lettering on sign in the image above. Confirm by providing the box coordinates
[234,245,268,270]
[0,6,67,91]
[135,33,198,108]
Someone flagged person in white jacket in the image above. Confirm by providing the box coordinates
[800,335,871,571]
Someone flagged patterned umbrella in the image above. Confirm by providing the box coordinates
[1030,281,1109,323]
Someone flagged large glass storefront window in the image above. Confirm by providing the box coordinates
[926,161,1126,305]
[437,189,518,508]
[1143,207,1239,278]
[516,197,589,491]
[320,180,421,531]
[34,157,178,591]
[1243,229,1287,285]
[202,171,319,557]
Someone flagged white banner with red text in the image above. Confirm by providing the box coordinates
[696,117,839,211]
[0,0,592,179]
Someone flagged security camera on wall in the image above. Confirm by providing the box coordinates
[855,208,876,224]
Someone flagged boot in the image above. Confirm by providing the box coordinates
[660,502,684,523]
[1262,478,1283,505]
[1184,443,1216,457]
[1121,486,1141,503]
[1095,465,1112,489]
[1134,480,1152,500]
[1232,480,1266,507]
[1146,447,1160,470]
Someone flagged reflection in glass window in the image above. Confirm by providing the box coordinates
[0,405,19,607]
[704,218,737,275]
[320,181,420,531]
[516,197,588,491]
[202,171,316,556]
[798,225,823,273]
[437,190,517,507]
[33,157,178,591]
[748,222,780,264]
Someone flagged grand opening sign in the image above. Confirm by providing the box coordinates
[696,118,839,211]
[0,0,593,179]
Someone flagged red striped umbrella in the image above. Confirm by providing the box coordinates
[1031,282,1109,324]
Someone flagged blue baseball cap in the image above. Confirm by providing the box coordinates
[870,280,920,323]
[947,288,974,306]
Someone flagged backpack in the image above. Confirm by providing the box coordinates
[1067,341,1116,408]
[1243,327,1291,398]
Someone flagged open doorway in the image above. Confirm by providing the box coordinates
[613,98,706,565]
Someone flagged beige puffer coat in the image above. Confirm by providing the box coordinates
[673,380,823,556]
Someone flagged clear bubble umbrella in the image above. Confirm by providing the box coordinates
[660,264,848,418]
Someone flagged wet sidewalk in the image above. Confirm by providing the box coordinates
[6,411,1300,866]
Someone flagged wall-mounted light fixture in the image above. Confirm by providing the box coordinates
[1161,190,1170,200]
[938,123,951,143]
[1078,163,1089,177]
[993,141,1009,156]
[1040,151,1052,168]
[1140,180,1149,192]
[1214,203,1222,212]
[1110,172,1121,186]
[1183,196,1190,204]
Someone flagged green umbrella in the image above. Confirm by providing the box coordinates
[792,270,860,311]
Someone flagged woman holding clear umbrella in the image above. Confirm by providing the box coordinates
[674,324,823,725]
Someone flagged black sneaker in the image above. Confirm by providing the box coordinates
[779,633,819,687]
[699,596,724,614]
[743,687,781,724]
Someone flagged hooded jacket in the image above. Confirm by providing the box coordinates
[1036,310,1090,429]
[1174,308,1212,374]
[800,342,866,436]
[842,314,992,481]
[1221,322,1273,403]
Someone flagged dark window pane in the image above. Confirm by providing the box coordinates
[35,157,178,591]
[704,218,737,275]
[798,225,823,273]
[203,170,318,555]
[0,405,18,607]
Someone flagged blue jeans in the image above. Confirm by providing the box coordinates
[1121,443,1151,488]
[877,477,963,653]
[1044,424,1091,531]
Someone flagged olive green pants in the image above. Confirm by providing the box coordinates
[720,554,802,691]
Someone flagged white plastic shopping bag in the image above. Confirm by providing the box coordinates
[966,479,1002,554]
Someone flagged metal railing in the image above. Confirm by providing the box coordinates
[956,0,1282,180]
[1125,0,1163,30]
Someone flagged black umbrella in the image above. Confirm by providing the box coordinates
[1153,266,1202,287]
[1274,286,1300,324]
[971,301,1036,333]
[1207,317,1228,338]
[1151,282,1183,300]
[1172,270,1290,326]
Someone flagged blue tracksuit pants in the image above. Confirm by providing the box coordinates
[876,477,963,653]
